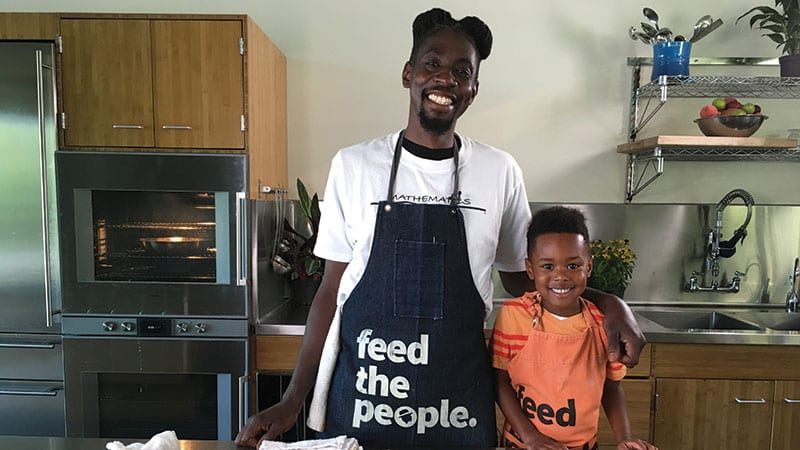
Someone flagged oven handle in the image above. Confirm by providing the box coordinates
[235,192,247,286]
[0,386,60,396]
[238,374,248,431]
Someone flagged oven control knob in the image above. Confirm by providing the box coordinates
[194,322,207,333]
[121,321,135,332]
[101,321,116,332]
[176,322,189,333]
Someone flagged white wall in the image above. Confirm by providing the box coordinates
[3,0,797,204]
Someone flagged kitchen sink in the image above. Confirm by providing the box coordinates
[635,310,763,331]
[725,311,800,332]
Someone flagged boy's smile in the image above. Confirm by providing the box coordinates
[525,232,593,317]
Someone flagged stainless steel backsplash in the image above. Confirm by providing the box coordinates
[524,203,800,307]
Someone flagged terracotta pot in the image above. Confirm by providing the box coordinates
[779,54,800,77]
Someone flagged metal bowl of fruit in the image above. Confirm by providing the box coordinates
[694,114,768,137]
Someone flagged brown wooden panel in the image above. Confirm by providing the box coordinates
[256,335,303,372]
[653,343,800,379]
[773,381,800,450]
[654,378,773,450]
[597,379,653,445]
[245,17,287,198]
[152,19,244,149]
[60,19,154,147]
[0,13,58,39]
[626,343,651,378]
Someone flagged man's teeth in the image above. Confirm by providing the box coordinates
[427,93,453,106]
[551,288,571,294]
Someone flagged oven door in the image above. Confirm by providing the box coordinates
[64,335,248,440]
[56,151,248,317]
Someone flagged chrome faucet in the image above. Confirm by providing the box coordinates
[787,257,799,313]
[686,189,754,293]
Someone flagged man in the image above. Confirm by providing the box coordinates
[236,8,645,448]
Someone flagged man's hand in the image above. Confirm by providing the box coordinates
[583,288,645,367]
[235,400,301,448]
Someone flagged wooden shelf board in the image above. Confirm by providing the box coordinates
[617,135,798,154]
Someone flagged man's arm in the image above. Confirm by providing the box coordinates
[235,260,347,448]
[497,270,533,297]
[583,287,645,368]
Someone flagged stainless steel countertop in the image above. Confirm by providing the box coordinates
[256,300,800,345]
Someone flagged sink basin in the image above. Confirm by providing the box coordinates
[725,311,800,331]
[635,310,763,331]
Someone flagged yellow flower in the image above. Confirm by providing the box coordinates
[588,238,637,296]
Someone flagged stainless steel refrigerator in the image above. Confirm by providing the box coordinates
[0,42,66,436]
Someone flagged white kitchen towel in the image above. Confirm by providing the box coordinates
[105,430,180,450]
[306,303,343,431]
[258,435,361,450]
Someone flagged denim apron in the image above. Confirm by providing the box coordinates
[320,131,496,447]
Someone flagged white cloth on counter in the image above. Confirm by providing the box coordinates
[105,430,180,450]
[306,303,343,431]
[259,435,361,450]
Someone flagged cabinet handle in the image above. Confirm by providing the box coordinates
[111,124,144,129]
[0,387,59,396]
[0,342,55,349]
[785,398,800,404]
[734,397,766,404]
[161,125,193,130]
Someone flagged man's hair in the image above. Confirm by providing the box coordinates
[527,206,590,252]
[409,8,493,64]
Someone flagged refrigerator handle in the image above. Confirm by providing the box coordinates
[235,192,247,286]
[238,374,249,431]
[34,49,53,328]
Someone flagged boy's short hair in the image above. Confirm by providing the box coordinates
[409,8,493,64]
[527,206,590,252]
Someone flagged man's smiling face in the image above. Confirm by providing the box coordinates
[403,29,480,135]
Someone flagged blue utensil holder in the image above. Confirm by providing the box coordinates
[651,41,691,80]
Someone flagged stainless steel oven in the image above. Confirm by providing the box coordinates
[63,316,248,440]
[56,151,248,317]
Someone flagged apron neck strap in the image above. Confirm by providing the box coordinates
[386,130,461,207]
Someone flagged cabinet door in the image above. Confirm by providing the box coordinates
[653,379,773,450]
[598,379,652,446]
[60,19,154,147]
[773,380,800,450]
[151,20,244,149]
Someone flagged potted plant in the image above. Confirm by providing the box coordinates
[737,0,800,76]
[277,178,324,304]
[587,239,637,298]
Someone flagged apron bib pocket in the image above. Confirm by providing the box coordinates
[393,239,444,319]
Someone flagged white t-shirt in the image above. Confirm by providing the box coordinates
[314,131,531,317]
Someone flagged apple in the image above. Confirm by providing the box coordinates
[712,98,727,110]
[741,103,756,114]
[721,108,746,116]
[724,97,738,103]
[726,100,743,110]
[700,104,719,118]
[753,104,762,114]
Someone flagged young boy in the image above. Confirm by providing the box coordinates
[491,206,657,450]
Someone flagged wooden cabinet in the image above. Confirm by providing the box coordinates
[58,14,288,196]
[651,344,800,450]
[597,344,653,449]
[60,17,244,149]
[773,381,800,450]
[0,13,58,40]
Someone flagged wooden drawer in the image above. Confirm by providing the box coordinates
[653,344,800,379]
[256,335,303,372]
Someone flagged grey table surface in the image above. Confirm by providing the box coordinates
[0,436,503,450]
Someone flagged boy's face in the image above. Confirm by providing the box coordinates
[525,232,593,317]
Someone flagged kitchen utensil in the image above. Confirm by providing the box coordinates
[690,18,723,43]
[654,27,673,43]
[674,35,686,41]
[636,31,653,45]
[688,15,713,42]
[694,114,768,137]
[640,22,658,39]
[643,7,660,30]
[628,26,639,41]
